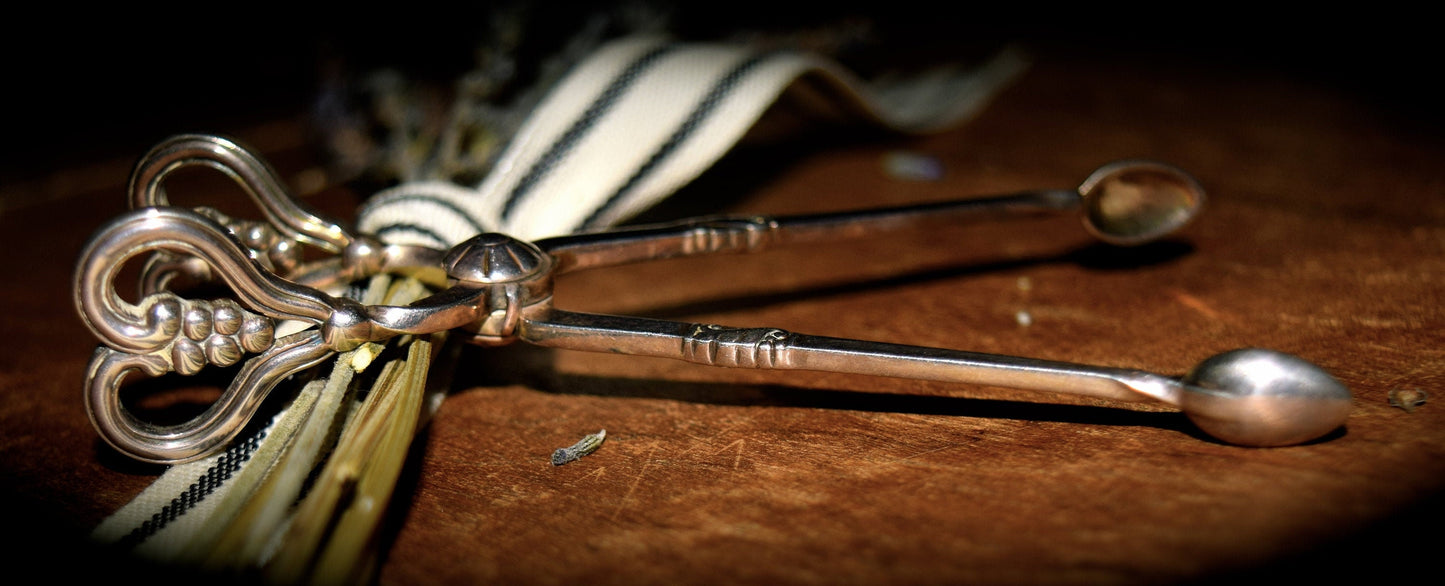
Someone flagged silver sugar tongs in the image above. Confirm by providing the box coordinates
[75,135,1352,464]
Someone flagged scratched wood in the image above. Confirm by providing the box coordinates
[2,41,1442,584]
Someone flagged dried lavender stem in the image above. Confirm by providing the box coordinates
[551,430,606,466]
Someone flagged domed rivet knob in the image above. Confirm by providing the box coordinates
[444,234,551,285]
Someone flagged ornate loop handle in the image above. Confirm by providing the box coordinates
[75,208,361,462]
[76,208,343,353]
[84,333,334,463]
[129,133,353,253]
[127,134,363,295]
[74,206,496,463]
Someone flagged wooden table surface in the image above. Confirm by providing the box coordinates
[3,20,1442,585]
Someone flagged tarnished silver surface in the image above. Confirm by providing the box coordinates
[74,134,1351,463]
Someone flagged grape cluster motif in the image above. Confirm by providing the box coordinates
[156,296,277,375]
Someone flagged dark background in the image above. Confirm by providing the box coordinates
[3,5,1435,189]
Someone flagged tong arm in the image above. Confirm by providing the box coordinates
[520,310,1179,406]
[538,189,1080,274]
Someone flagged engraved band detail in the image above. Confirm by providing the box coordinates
[681,324,793,368]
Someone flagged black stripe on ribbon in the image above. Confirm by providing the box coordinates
[375,223,452,249]
[359,193,490,238]
[114,429,266,549]
[577,52,777,232]
[498,43,678,222]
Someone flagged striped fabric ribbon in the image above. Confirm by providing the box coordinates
[357,35,1028,244]
[90,33,1028,577]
